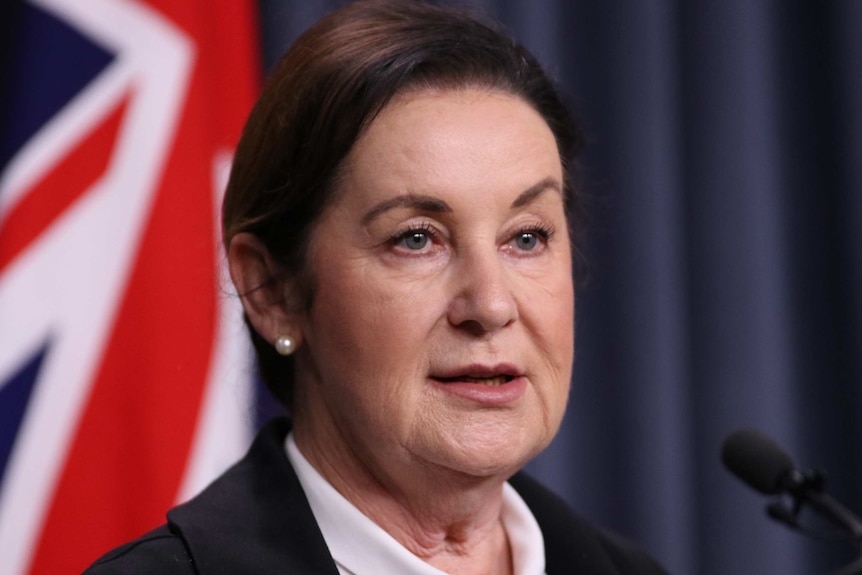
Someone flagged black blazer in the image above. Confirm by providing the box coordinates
[84,418,667,574]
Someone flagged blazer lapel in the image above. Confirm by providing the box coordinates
[510,472,627,574]
[167,418,339,575]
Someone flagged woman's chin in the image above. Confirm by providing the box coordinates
[414,421,550,480]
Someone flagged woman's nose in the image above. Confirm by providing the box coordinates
[447,249,518,335]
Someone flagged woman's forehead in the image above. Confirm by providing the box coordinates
[342,87,561,193]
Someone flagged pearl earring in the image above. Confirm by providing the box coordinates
[274,334,296,356]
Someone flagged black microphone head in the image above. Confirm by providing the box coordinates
[722,428,795,495]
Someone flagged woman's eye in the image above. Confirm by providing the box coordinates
[402,231,429,250]
[515,232,539,250]
[389,225,436,252]
[511,225,554,251]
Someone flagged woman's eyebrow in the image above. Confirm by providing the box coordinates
[361,194,452,225]
[510,177,563,209]
[361,177,561,225]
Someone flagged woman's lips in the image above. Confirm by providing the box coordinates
[432,363,522,381]
[430,369,527,405]
[437,375,512,386]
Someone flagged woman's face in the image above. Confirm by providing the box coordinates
[295,88,574,481]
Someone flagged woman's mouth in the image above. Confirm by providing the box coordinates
[431,367,526,405]
[437,375,513,386]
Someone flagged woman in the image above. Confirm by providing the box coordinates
[86,1,667,573]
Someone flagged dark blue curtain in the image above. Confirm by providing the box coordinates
[258,2,862,574]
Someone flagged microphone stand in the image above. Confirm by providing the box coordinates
[766,468,862,575]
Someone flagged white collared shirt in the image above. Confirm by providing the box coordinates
[286,433,547,575]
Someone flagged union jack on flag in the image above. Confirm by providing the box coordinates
[0,1,260,572]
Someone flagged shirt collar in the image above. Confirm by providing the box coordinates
[286,432,546,575]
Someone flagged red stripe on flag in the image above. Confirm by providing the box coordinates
[28,100,218,572]
[0,97,130,274]
[25,1,260,573]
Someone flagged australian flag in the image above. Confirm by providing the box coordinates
[0,1,259,572]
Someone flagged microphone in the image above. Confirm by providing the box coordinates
[721,428,796,495]
[722,428,862,575]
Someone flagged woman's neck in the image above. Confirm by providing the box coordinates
[293,419,515,575]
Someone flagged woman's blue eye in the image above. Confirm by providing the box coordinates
[403,231,429,250]
[515,232,539,250]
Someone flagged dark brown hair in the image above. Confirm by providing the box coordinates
[222,0,583,408]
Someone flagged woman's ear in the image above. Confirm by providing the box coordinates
[227,233,299,346]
